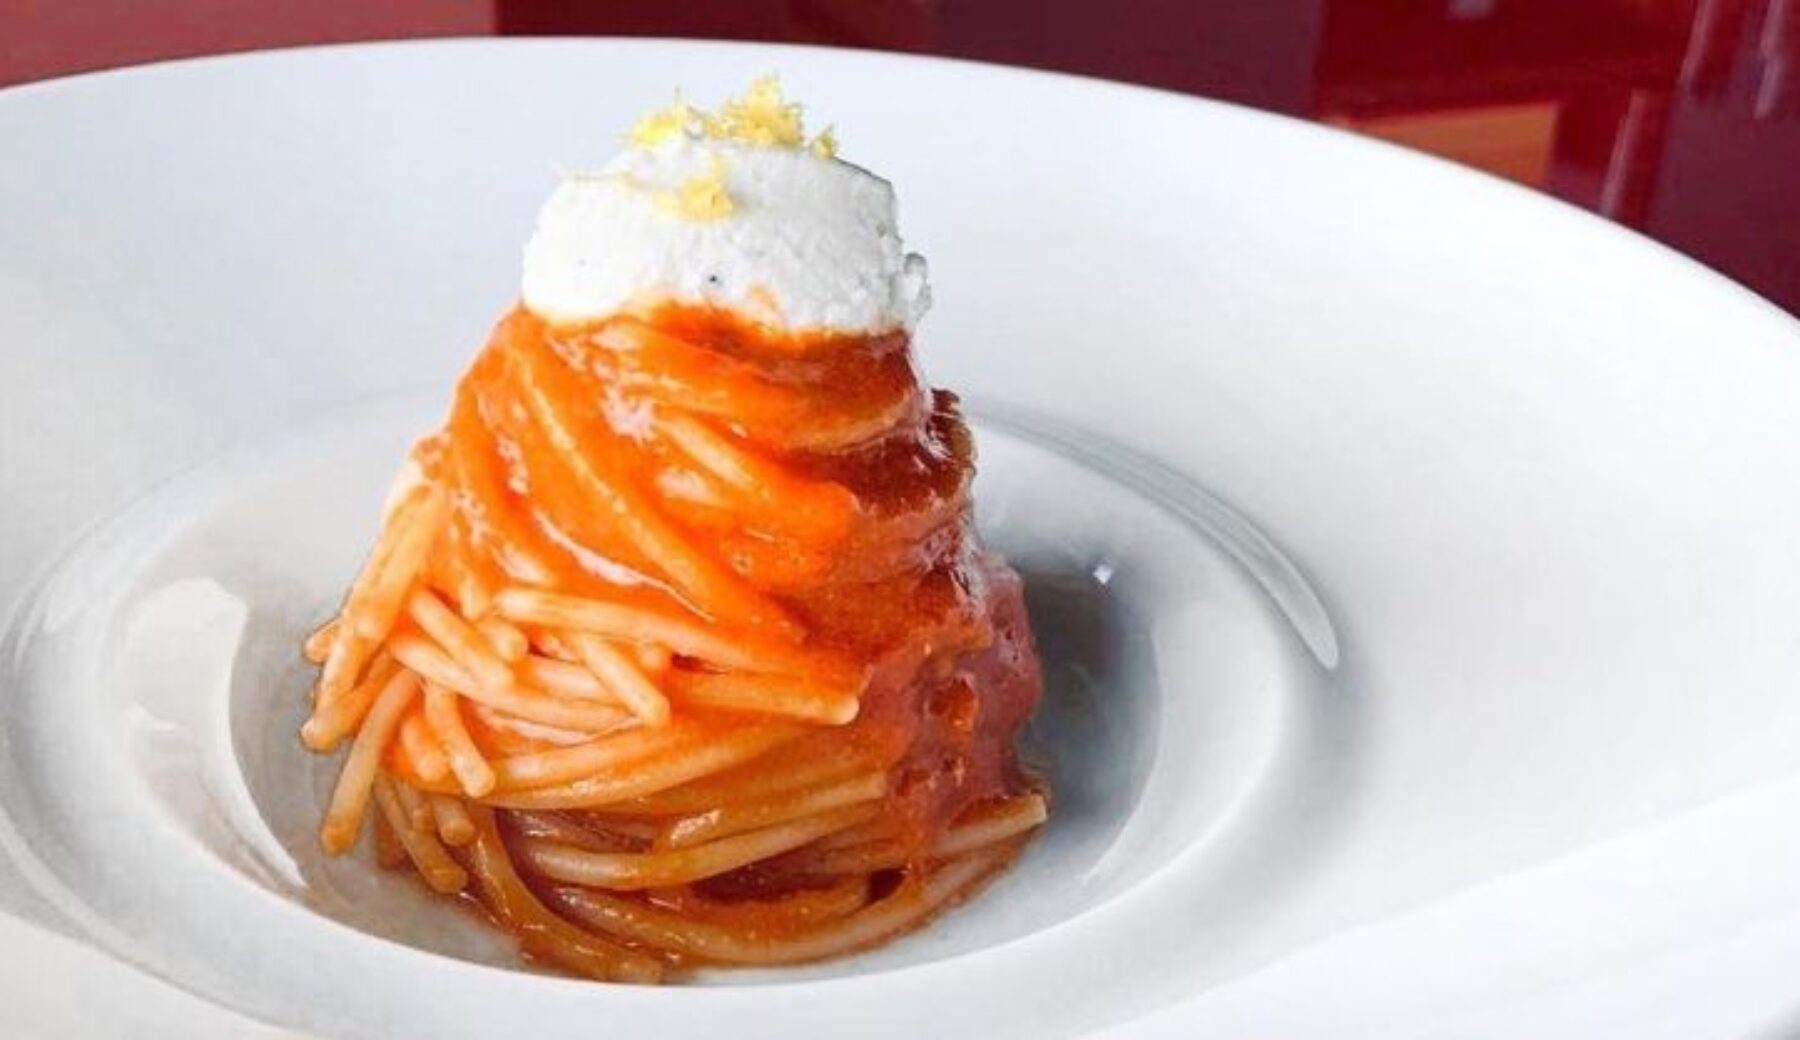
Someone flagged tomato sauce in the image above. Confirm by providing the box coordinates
[422,302,1041,911]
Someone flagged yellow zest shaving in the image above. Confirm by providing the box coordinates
[626,76,838,158]
[707,75,806,147]
[653,155,734,221]
[627,94,697,148]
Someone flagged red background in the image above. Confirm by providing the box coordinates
[4,0,1796,315]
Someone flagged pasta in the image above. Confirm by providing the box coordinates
[299,81,1045,981]
[302,302,1045,978]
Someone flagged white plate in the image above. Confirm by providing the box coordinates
[4,38,1800,1040]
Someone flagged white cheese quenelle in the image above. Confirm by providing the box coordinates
[520,78,931,336]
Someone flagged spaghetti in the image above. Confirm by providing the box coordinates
[303,303,1046,980]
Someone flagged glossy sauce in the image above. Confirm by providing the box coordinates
[416,304,1041,921]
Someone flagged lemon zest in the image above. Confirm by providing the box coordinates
[627,76,839,156]
[652,154,734,221]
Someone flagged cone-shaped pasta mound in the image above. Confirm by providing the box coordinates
[302,302,1045,981]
